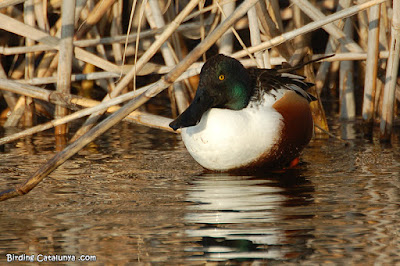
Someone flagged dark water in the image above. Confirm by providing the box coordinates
[1,121,399,264]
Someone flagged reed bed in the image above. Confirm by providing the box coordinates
[0,0,398,200]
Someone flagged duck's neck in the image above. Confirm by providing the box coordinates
[224,84,250,109]
[223,71,254,110]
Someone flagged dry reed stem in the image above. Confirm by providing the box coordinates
[247,6,264,68]
[357,3,369,51]
[312,51,389,61]
[17,71,120,85]
[380,0,400,141]
[362,4,380,124]
[111,0,123,66]
[219,1,235,55]
[0,0,259,201]
[374,3,390,119]
[339,16,356,120]
[0,44,55,55]
[55,0,75,135]
[23,0,36,127]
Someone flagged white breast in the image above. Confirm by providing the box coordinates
[181,99,284,171]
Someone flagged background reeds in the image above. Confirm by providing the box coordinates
[0,0,398,200]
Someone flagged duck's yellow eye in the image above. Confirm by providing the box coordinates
[219,74,225,81]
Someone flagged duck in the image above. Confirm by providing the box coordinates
[169,54,317,172]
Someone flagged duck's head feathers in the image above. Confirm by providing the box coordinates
[170,54,252,130]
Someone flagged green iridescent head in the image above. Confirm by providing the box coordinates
[170,54,252,130]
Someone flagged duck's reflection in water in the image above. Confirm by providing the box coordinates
[184,170,315,262]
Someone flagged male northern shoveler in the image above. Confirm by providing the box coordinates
[169,54,316,172]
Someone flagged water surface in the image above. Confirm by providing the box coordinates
[1,121,399,264]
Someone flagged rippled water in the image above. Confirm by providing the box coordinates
[0,121,399,264]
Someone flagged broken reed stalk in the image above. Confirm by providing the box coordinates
[380,0,400,141]
[55,0,76,135]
